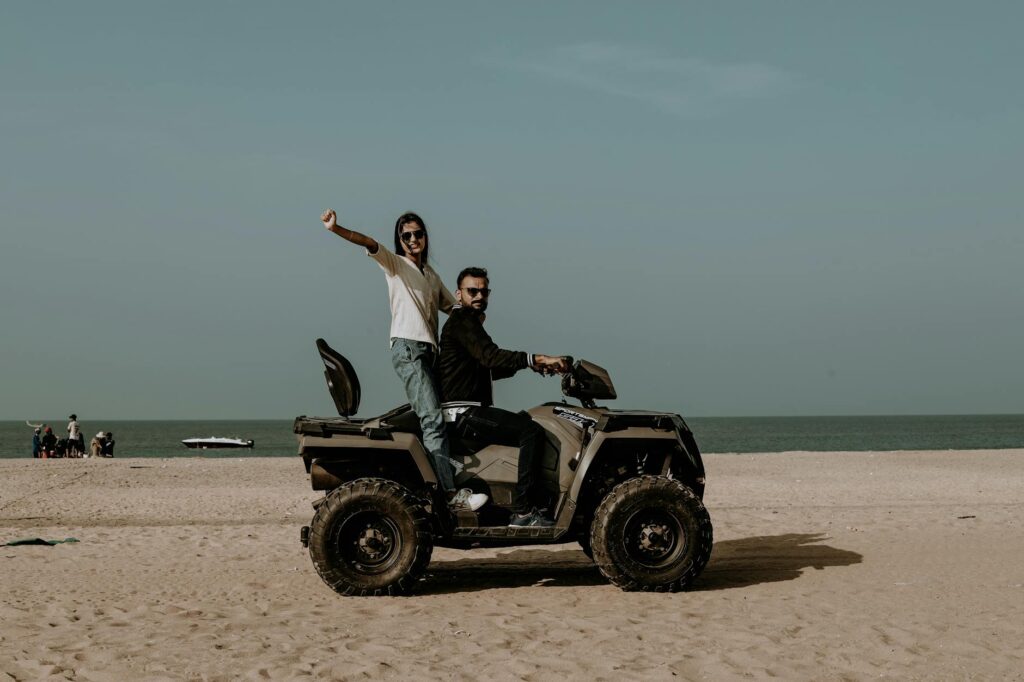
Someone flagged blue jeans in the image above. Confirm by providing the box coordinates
[391,338,455,491]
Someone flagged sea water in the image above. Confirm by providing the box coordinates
[3,414,1024,458]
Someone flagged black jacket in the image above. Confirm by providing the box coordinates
[439,307,528,405]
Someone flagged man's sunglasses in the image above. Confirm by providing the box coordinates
[463,287,491,298]
[400,229,425,243]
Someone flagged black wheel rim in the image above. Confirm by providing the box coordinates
[622,509,686,568]
[335,511,403,575]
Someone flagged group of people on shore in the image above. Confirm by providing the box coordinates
[30,414,115,458]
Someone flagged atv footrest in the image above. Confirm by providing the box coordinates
[452,526,560,540]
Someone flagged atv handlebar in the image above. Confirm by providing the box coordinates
[536,355,574,376]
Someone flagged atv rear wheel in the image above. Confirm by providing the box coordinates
[307,478,433,596]
[591,476,712,592]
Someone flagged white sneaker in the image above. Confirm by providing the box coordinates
[466,492,488,511]
[448,488,489,512]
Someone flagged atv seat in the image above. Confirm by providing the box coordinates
[317,338,360,417]
[316,338,481,431]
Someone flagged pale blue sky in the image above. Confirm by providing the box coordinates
[2,2,1022,419]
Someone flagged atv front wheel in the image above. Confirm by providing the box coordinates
[591,476,712,592]
[307,478,433,596]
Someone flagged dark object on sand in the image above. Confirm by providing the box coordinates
[3,537,80,547]
[294,338,713,596]
[181,437,254,449]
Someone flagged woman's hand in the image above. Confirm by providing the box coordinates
[320,210,379,253]
[321,209,338,231]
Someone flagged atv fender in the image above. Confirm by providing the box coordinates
[567,429,696,505]
[300,431,438,491]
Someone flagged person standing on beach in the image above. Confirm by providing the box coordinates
[320,209,487,512]
[67,414,81,457]
[32,428,42,458]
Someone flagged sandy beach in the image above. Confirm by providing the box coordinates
[1,450,1022,681]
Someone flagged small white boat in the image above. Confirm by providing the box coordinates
[181,437,254,450]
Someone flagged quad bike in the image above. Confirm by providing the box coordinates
[295,338,713,596]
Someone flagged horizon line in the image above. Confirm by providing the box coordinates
[7,412,1024,422]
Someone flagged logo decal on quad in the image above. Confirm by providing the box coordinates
[553,407,597,429]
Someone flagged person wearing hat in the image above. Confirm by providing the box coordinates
[90,431,105,458]
[67,414,81,457]
[41,426,57,458]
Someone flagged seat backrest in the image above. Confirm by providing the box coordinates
[316,338,361,417]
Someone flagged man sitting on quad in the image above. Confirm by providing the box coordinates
[438,267,570,527]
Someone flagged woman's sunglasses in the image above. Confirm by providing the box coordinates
[400,229,425,243]
[463,287,491,298]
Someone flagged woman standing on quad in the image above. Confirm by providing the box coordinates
[320,209,486,512]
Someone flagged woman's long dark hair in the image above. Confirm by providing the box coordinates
[393,212,429,263]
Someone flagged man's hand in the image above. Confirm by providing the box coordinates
[321,209,338,231]
[533,354,571,376]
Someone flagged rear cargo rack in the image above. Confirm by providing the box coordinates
[293,415,369,438]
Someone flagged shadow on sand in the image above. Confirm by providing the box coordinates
[420,533,861,595]
[422,548,605,594]
[697,532,863,591]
